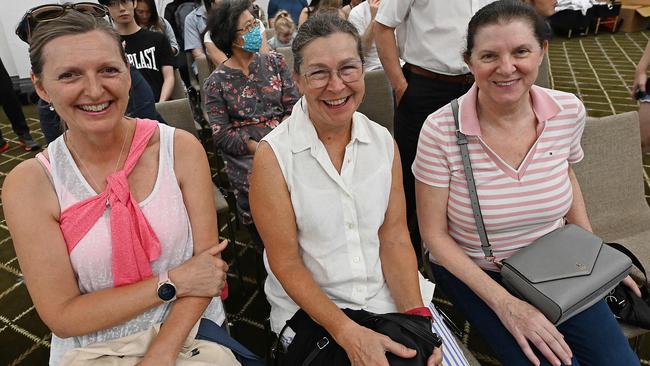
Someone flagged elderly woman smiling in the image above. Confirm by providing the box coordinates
[250,13,471,366]
[414,1,639,365]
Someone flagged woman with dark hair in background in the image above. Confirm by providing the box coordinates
[135,0,179,55]
[298,0,346,26]
[203,0,299,244]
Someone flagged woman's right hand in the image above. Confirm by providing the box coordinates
[495,295,572,366]
[169,240,229,298]
[336,322,417,366]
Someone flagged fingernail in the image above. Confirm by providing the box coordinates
[565,359,572,365]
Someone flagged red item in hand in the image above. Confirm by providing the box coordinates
[404,306,433,319]
[220,281,229,300]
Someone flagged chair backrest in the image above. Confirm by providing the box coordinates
[534,53,551,89]
[276,46,294,72]
[155,98,199,139]
[358,69,394,135]
[196,54,214,88]
[170,68,187,100]
[572,111,649,240]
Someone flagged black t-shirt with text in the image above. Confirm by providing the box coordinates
[122,28,174,101]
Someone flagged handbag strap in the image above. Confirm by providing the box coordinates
[374,313,442,348]
[607,242,648,284]
[451,99,494,261]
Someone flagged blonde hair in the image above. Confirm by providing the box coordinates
[274,10,295,33]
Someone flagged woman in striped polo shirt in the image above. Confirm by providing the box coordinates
[414,1,640,365]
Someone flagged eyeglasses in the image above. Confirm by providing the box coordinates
[16,2,109,43]
[303,60,364,89]
[237,18,260,34]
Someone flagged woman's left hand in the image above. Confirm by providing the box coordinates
[427,345,443,366]
[623,275,642,297]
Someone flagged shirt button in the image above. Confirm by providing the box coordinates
[353,256,360,263]
[347,223,354,230]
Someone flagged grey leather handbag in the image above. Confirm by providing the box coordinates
[450,99,632,325]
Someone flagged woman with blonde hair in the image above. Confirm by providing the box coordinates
[3,5,233,365]
[267,10,295,50]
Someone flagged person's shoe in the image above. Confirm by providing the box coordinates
[0,141,9,153]
[18,136,41,152]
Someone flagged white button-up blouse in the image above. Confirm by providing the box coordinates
[261,98,435,334]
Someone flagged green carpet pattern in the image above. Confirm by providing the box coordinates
[1,29,650,365]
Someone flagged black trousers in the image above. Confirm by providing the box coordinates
[0,58,30,142]
[395,67,472,258]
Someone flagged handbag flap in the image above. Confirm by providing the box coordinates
[502,225,602,283]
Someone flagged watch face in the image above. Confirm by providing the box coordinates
[158,283,176,301]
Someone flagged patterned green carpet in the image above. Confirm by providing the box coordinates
[1,29,650,365]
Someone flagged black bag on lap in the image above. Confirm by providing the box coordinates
[275,308,441,366]
[606,243,650,329]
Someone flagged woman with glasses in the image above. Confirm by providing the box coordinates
[249,13,469,366]
[3,8,232,366]
[203,0,299,245]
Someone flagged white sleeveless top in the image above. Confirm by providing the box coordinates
[261,99,435,334]
[44,122,225,365]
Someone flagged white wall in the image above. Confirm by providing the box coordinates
[0,0,59,78]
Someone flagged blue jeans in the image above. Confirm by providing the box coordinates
[431,263,639,366]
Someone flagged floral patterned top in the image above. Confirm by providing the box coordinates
[204,52,300,224]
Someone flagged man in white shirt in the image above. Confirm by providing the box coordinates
[374,0,495,261]
[348,0,382,71]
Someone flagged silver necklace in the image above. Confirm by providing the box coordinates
[66,123,130,198]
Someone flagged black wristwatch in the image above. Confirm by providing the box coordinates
[156,271,177,302]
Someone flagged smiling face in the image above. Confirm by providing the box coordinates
[466,19,546,109]
[295,32,364,131]
[32,30,131,134]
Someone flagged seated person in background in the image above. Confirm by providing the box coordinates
[250,13,470,366]
[101,0,175,102]
[341,0,362,18]
[632,38,650,154]
[414,2,640,365]
[298,0,346,26]
[3,9,229,366]
[135,0,179,55]
[203,0,299,244]
[203,1,270,66]
[184,0,217,61]
[267,10,295,50]
[267,0,307,28]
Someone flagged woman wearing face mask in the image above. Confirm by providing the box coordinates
[203,0,300,244]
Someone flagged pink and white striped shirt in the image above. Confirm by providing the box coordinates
[413,84,586,271]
